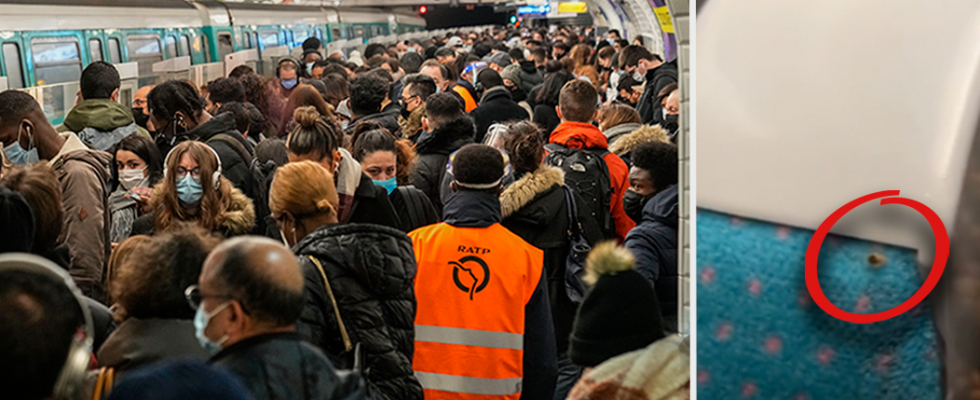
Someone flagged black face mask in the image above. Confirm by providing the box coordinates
[623,189,649,224]
[400,100,411,119]
[131,108,150,129]
[663,113,679,133]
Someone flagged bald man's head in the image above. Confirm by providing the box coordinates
[202,236,303,328]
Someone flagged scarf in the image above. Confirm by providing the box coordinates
[334,148,363,223]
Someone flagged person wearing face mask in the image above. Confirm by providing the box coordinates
[130,141,255,237]
[276,58,301,97]
[398,74,437,143]
[147,81,256,203]
[0,90,113,301]
[657,83,681,139]
[93,226,218,387]
[286,106,401,230]
[268,160,423,400]
[302,49,322,78]
[500,64,531,114]
[623,141,679,333]
[619,45,677,126]
[351,122,438,233]
[109,135,163,243]
[191,236,368,400]
[469,69,530,144]
[614,75,643,108]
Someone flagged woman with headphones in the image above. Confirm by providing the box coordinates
[130,141,255,237]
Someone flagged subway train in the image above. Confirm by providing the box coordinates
[0,0,427,90]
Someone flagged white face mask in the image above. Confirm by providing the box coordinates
[119,167,147,191]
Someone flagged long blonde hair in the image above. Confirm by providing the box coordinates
[152,141,234,232]
[269,160,338,222]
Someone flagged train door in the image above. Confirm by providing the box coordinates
[0,34,27,90]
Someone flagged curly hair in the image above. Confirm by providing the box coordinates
[111,223,221,321]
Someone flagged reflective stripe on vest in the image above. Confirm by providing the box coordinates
[415,325,523,349]
[452,85,478,112]
[409,222,545,400]
[416,372,522,396]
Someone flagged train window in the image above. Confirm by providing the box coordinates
[165,36,177,58]
[108,38,121,63]
[31,37,83,86]
[245,33,253,49]
[126,35,163,81]
[332,28,342,40]
[217,32,233,60]
[2,42,24,89]
[293,28,309,47]
[315,27,322,40]
[180,35,191,57]
[88,38,103,62]
[259,30,279,48]
[201,37,210,63]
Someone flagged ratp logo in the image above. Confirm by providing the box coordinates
[451,256,490,301]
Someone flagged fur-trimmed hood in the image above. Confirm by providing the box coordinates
[149,178,255,236]
[500,165,564,217]
[414,116,476,156]
[607,124,671,157]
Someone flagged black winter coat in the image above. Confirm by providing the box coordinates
[346,172,402,230]
[532,104,561,139]
[294,224,422,400]
[624,184,678,332]
[470,87,530,144]
[637,60,678,126]
[347,111,402,139]
[499,166,601,353]
[409,117,475,214]
[519,61,544,94]
[212,332,367,400]
[187,112,255,199]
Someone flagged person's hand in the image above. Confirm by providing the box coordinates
[126,187,153,211]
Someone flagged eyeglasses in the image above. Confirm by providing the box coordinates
[184,284,233,310]
[401,94,419,103]
[175,167,201,178]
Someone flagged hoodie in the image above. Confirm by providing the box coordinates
[549,121,635,242]
[58,99,150,150]
[624,184,679,332]
[50,132,113,302]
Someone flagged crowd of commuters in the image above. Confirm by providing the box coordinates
[0,24,687,400]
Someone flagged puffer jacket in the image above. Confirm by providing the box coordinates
[607,124,672,167]
[500,165,601,354]
[212,332,367,400]
[624,184,679,333]
[410,116,475,214]
[58,99,149,151]
[294,223,422,400]
[51,132,112,302]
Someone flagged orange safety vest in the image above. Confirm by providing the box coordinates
[452,85,478,113]
[408,222,544,400]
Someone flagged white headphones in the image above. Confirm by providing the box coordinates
[0,253,94,400]
[163,142,223,189]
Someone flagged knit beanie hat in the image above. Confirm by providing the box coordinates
[569,242,667,367]
[106,360,255,400]
[0,187,35,253]
[500,64,522,88]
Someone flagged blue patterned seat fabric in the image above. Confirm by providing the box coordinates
[697,209,941,400]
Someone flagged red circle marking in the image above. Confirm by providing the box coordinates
[804,190,949,324]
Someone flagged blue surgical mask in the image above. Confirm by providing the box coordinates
[407,46,417,53]
[194,302,231,355]
[341,120,349,130]
[306,62,314,75]
[607,38,616,45]
[3,124,39,165]
[632,70,645,82]
[176,174,203,206]
[373,177,397,195]
[281,78,298,90]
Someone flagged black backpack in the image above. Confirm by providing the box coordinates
[544,143,615,240]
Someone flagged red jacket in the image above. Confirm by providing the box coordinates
[549,121,635,241]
